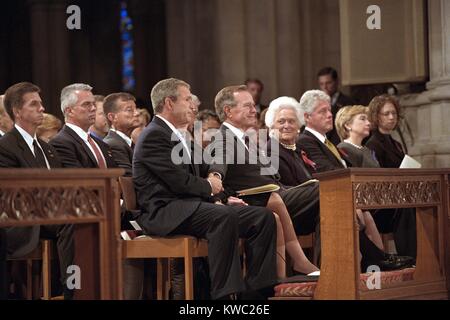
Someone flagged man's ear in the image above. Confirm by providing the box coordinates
[12,107,20,119]
[224,105,231,119]
[303,112,309,124]
[107,112,115,124]
[164,97,173,111]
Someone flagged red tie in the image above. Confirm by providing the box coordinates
[87,135,107,168]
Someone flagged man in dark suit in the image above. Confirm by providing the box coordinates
[298,89,347,174]
[297,90,409,271]
[133,78,277,299]
[0,82,74,298]
[103,92,140,177]
[245,79,267,114]
[50,83,116,169]
[317,67,354,145]
[206,86,319,274]
[207,86,320,236]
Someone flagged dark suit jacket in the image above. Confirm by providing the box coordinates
[297,129,346,174]
[365,129,404,168]
[328,92,355,145]
[207,125,276,193]
[0,127,62,258]
[104,130,133,176]
[133,117,212,236]
[50,125,116,169]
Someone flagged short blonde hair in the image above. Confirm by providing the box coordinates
[335,105,368,140]
[36,113,62,138]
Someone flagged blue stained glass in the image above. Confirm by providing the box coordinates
[120,1,136,91]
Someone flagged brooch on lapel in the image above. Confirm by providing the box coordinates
[46,149,55,158]
[301,150,317,171]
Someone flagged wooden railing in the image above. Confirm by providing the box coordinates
[313,168,450,300]
[2,168,449,300]
[0,168,124,300]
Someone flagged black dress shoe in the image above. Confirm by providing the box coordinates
[378,254,415,271]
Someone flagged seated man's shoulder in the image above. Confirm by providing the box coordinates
[298,132,316,144]
[0,131,16,146]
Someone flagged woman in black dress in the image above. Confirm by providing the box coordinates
[365,95,416,258]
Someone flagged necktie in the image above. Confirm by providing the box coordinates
[324,139,343,162]
[33,140,48,169]
[243,134,250,149]
[87,135,107,168]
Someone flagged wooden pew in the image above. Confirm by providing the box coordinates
[0,168,124,300]
[313,168,450,300]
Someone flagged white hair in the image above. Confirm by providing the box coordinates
[265,96,303,129]
[191,94,201,107]
[60,83,93,115]
[299,90,330,122]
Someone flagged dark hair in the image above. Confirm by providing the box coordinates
[103,92,136,126]
[244,78,264,90]
[197,109,220,123]
[317,67,338,81]
[3,82,41,120]
[368,94,402,130]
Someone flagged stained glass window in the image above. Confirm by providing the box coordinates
[120,1,135,91]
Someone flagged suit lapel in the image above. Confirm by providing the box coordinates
[11,128,39,168]
[109,130,133,161]
[63,125,98,166]
[39,139,60,168]
[154,117,197,176]
[304,130,343,167]
[91,134,115,167]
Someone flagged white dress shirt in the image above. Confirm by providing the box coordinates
[156,115,191,159]
[111,128,132,147]
[15,124,50,169]
[223,121,248,151]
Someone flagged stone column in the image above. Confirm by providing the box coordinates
[400,0,450,168]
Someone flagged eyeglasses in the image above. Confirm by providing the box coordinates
[74,101,96,109]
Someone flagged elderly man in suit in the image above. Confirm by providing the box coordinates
[103,92,140,177]
[50,84,116,169]
[297,90,411,271]
[133,78,277,300]
[206,86,319,275]
[297,89,347,173]
[0,82,74,299]
[317,67,354,145]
